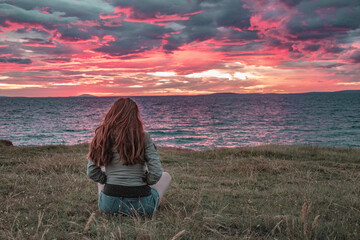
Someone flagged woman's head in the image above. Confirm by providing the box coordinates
[103,98,141,129]
[88,98,145,166]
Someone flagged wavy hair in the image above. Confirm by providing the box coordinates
[87,98,145,166]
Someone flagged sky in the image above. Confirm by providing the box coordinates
[0,0,360,97]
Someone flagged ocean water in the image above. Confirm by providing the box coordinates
[0,93,359,149]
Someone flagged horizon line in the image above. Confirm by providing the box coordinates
[1,89,360,98]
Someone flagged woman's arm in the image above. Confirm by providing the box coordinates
[87,159,107,184]
[144,133,163,185]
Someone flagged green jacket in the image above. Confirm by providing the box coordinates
[87,133,163,186]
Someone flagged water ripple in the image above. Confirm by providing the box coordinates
[0,93,359,149]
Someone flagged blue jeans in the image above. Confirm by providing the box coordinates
[98,188,160,216]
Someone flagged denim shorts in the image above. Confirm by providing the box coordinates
[98,188,160,216]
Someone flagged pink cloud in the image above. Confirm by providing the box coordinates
[0,0,359,97]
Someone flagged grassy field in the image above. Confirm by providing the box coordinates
[1,143,359,239]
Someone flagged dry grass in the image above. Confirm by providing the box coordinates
[1,144,360,239]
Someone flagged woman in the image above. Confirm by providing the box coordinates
[86,98,171,216]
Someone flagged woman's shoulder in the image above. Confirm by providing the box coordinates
[144,132,156,147]
[144,131,153,139]
[144,131,151,142]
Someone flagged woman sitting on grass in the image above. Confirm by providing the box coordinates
[86,98,171,216]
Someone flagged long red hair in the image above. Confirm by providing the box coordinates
[87,98,145,166]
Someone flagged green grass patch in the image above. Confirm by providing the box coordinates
[1,144,359,239]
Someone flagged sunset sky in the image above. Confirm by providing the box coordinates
[0,0,360,97]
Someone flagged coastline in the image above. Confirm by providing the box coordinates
[2,140,360,150]
[1,144,360,239]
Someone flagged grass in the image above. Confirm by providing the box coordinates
[1,144,359,239]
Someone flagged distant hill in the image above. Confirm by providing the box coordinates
[74,94,97,97]
[209,92,239,95]
[208,90,360,96]
[300,90,360,95]
[333,90,360,93]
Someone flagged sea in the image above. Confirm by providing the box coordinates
[1,92,359,149]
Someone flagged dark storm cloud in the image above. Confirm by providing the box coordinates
[321,63,345,69]
[21,38,52,45]
[266,37,294,50]
[0,45,14,55]
[93,22,173,55]
[94,39,155,56]
[1,0,113,22]
[297,0,360,13]
[0,0,263,56]
[279,0,303,7]
[16,27,51,37]
[43,58,72,63]
[101,22,172,40]
[288,51,304,59]
[0,3,78,28]
[286,21,337,40]
[185,12,218,41]
[248,0,360,63]
[285,0,360,40]
[103,1,253,52]
[213,0,251,29]
[325,46,346,53]
[225,30,259,41]
[163,0,253,51]
[0,57,32,64]
[56,26,92,41]
[163,11,219,51]
[0,42,30,57]
[280,60,346,69]
[216,42,264,53]
[163,34,185,52]
[350,51,360,63]
[109,0,198,18]
[23,41,81,56]
[303,44,321,52]
[0,0,114,49]
[0,0,359,64]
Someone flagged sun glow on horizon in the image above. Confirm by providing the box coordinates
[185,70,233,80]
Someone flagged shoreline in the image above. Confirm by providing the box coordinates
[2,141,360,151]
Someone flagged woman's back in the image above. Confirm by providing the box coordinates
[86,98,171,216]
